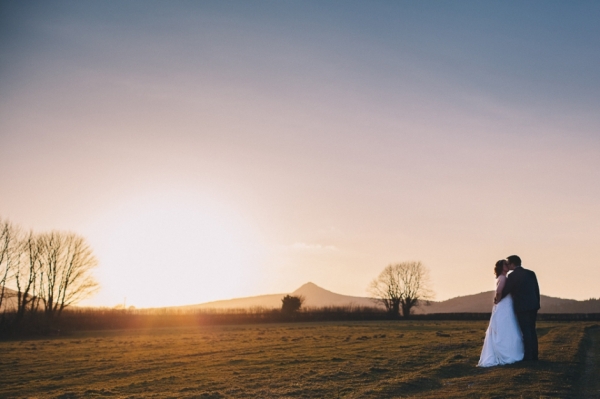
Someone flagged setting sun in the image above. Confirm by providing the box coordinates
[86,192,265,308]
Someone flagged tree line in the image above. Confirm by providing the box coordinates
[0,217,99,332]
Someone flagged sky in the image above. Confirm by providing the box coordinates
[1,1,599,307]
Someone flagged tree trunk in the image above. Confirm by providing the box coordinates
[401,303,412,319]
[392,301,401,317]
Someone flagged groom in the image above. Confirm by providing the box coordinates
[499,255,541,361]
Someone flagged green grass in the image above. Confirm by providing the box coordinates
[0,321,594,398]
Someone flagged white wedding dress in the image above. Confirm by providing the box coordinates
[478,293,524,367]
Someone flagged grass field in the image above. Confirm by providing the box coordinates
[0,321,597,398]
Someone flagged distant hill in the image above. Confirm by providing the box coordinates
[175,282,600,314]
[292,282,379,308]
[175,282,380,310]
[176,292,286,310]
[417,291,600,314]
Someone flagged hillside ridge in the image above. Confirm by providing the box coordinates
[170,282,600,314]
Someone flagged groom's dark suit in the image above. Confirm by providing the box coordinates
[502,266,540,361]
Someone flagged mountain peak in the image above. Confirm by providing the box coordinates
[292,282,334,296]
[293,282,319,290]
[291,282,373,308]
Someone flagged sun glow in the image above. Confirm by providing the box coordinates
[86,192,265,308]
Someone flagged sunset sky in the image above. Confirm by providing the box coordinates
[1,1,599,307]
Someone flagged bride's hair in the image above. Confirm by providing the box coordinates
[494,260,506,278]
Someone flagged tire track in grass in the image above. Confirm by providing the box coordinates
[580,325,600,398]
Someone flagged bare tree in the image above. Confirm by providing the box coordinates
[38,231,99,318]
[369,261,433,318]
[0,219,18,312]
[14,230,42,320]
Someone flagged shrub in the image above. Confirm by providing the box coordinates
[281,295,304,314]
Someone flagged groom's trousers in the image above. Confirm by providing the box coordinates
[516,310,538,361]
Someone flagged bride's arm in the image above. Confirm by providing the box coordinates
[494,276,506,304]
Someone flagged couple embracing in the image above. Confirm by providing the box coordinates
[478,255,540,367]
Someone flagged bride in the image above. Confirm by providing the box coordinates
[478,259,524,367]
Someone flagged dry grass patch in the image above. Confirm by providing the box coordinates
[0,321,593,398]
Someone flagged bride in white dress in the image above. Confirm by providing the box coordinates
[478,259,524,367]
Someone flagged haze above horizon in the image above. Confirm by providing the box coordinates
[1,1,599,308]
